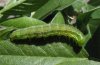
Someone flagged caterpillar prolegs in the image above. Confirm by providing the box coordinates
[10,24,85,46]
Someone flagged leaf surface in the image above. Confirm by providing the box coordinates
[0,55,99,65]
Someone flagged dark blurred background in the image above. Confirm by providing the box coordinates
[86,26,100,59]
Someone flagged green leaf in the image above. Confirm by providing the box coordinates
[77,48,89,57]
[57,0,75,10]
[89,0,100,6]
[0,0,48,22]
[0,16,46,28]
[0,55,99,65]
[33,0,75,19]
[51,12,65,24]
[0,40,88,57]
[87,19,100,36]
[86,8,100,36]
[0,27,15,40]
[0,0,100,64]
[91,9,100,19]
[0,0,26,14]
[33,0,59,19]
[72,0,100,13]
[0,0,48,14]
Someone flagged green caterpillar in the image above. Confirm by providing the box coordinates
[9,12,87,46]
[10,24,85,46]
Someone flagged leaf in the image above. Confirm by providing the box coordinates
[77,48,89,57]
[89,0,100,6]
[0,0,26,14]
[56,0,75,10]
[0,0,48,22]
[0,55,99,65]
[0,27,15,40]
[91,9,100,19]
[0,40,88,57]
[86,9,100,37]
[33,0,59,19]
[51,12,65,24]
[72,0,100,13]
[0,16,46,28]
[33,0,75,19]
[87,19,100,36]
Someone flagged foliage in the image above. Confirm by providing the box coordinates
[0,0,100,65]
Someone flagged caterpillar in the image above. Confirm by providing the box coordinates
[10,24,85,46]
